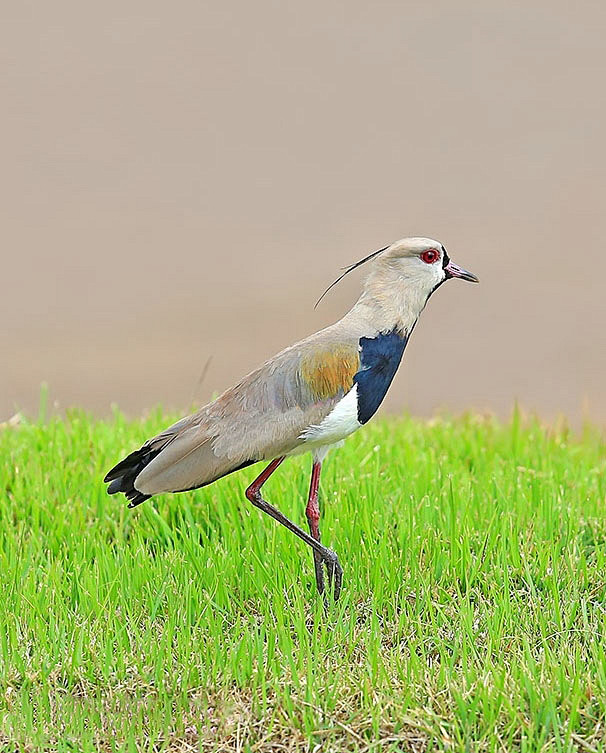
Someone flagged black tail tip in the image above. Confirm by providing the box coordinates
[127,491,151,508]
[104,443,162,508]
[106,478,123,495]
[104,476,150,507]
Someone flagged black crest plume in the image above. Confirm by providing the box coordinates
[314,245,389,309]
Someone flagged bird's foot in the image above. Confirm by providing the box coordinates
[317,548,342,602]
[312,552,325,595]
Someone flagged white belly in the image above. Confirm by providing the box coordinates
[298,385,361,450]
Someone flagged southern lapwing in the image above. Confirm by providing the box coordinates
[104,238,478,600]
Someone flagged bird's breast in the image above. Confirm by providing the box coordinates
[354,328,410,424]
[299,384,361,446]
[299,327,410,448]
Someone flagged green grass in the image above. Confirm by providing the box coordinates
[1,409,606,751]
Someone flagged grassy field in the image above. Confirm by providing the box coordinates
[1,408,606,752]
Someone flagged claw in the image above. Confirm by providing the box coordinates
[312,551,325,595]
[322,549,342,601]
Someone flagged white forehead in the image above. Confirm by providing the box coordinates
[389,237,442,255]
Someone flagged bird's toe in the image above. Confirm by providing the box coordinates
[322,549,343,600]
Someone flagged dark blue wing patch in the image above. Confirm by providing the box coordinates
[353,330,409,424]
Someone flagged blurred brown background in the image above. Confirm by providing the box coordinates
[2,1,605,423]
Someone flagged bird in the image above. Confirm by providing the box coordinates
[104,237,478,600]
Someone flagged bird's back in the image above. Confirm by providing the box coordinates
[105,320,367,502]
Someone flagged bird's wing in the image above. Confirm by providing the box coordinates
[117,332,361,497]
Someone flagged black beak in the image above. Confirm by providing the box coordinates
[444,260,479,283]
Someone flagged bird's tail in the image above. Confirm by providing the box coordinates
[104,415,258,506]
[104,438,173,508]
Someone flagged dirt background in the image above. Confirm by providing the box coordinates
[2,1,605,423]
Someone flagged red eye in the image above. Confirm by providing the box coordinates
[421,249,440,264]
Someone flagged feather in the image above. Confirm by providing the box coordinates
[314,245,389,309]
[300,345,359,400]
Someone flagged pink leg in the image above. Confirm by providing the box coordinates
[247,456,285,495]
[306,461,322,539]
[306,461,326,594]
[245,456,342,600]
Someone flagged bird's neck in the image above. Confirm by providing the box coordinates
[343,267,431,336]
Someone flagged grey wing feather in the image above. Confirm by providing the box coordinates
[129,340,346,496]
[105,320,363,500]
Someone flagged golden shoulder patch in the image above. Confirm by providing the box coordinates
[300,345,359,401]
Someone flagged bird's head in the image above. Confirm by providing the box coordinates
[377,237,479,299]
[316,237,478,318]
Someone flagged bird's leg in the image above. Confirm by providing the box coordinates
[306,460,325,595]
[245,457,342,600]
